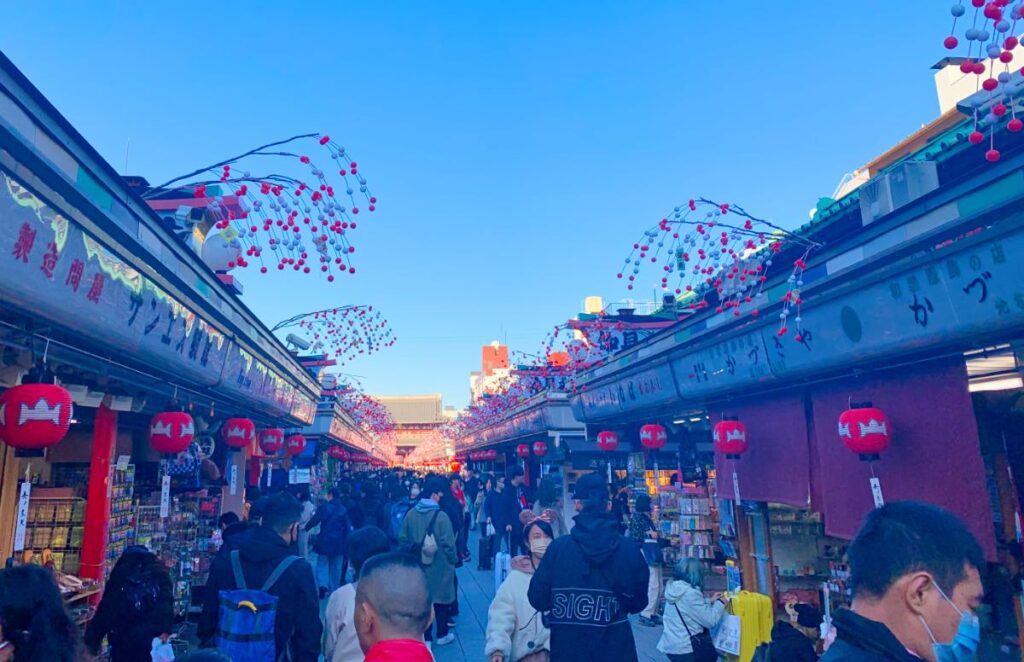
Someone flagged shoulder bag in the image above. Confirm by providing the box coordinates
[675,603,717,662]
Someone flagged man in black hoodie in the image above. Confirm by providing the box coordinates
[199,492,322,661]
[528,472,649,662]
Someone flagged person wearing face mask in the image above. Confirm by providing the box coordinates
[485,511,555,662]
[527,473,649,662]
[199,492,322,661]
[820,501,985,662]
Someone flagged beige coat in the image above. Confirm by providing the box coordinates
[323,583,362,662]
[485,556,551,662]
[398,503,458,604]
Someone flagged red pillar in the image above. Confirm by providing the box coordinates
[80,405,116,581]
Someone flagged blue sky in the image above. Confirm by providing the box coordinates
[1,2,953,408]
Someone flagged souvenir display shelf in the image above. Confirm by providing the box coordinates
[24,495,86,574]
[135,497,199,618]
[105,463,136,577]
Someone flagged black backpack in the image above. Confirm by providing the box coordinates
[122,571,161,613]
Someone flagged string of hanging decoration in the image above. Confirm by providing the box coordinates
[143,133,378,281]
[616,198,819,340]
[942,1,1024,162]
[273,305,395,366]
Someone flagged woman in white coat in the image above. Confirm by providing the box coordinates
[485,510,555,662]
[658,557,729,662]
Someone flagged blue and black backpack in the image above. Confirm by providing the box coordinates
[215,550,300,662]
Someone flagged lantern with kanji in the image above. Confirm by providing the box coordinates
[532,441,548,457]
[259,428,284,455]
[484,449,497,460]
[222,418,255,450]
[713,419,748,458]
[597,430,619,452]
[516,443,530,458]
[0,383,73,450]
[285,434,307,456]
[327,445,348,460]
[149,411,195,455]
[839,404,891,460]
[639,423,667,450]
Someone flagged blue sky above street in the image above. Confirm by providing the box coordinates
[1,2,953,408]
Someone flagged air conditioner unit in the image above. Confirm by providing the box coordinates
[859,161,939,226]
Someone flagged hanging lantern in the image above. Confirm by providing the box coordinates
[532,441,548,457]
[259,428,284,455]
[597,430,619,452]
[639,423,668,450]
[839,403,891,460]
[327,445,348,460]
[149,411,195,455]
[285,434,307,456]
[222,418,255,449]
[0,383,73,450]
[516,443,530,458]
[484,449,497,460]
[713,419,748,458]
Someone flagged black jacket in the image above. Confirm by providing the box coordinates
[85,550,174,662]
[820,609,921,662]
[305,500,349,557]
[220,520,251,551]
[528,511,650,662]
[754,621,819,662]
[199,525,322,662]
[464,477,481,504]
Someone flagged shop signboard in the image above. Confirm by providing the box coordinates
[670,329,772,399]
[572,361,677,420]
[766,220,1024,380]
[0,169,316,423]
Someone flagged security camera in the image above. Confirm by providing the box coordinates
[286,334,311,351]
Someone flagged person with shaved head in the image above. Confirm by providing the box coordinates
[354,552,434,661]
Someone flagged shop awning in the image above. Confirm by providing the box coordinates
[713,392,812,509]
[808,356,997,558]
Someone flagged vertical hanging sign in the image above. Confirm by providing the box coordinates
[229,463,239,496]
[869,477,885,508]
[732,470,741,507]
[160,475,171,518]
[13,481,31,552]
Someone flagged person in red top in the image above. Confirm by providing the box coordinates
[354,552,434,662]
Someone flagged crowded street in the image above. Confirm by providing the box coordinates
[3,3,1024,662]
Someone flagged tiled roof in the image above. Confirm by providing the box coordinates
[374,394,445,424]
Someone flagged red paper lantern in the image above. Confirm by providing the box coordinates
[532,441,548,457]
[0,384,73,449]
[259,428,284,455]
[149,411,195,455]
[839,404,891,459]
[516,443,530,458]
[327,445,348,460]
[285,434,307,456]
[713,419,748,457]
[597,430,619,452]
[639,423,668,450]
[484,449,497,460]
[222,418,255,449]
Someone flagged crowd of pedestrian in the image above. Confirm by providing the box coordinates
[0,463,991,662]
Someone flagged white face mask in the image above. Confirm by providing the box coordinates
[530,538,551,558]
[410,487,421,499]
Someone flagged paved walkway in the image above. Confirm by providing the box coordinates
[433,528,664,662]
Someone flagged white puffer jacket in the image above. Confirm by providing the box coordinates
[485,556,550,661]
[657,579,726,655]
